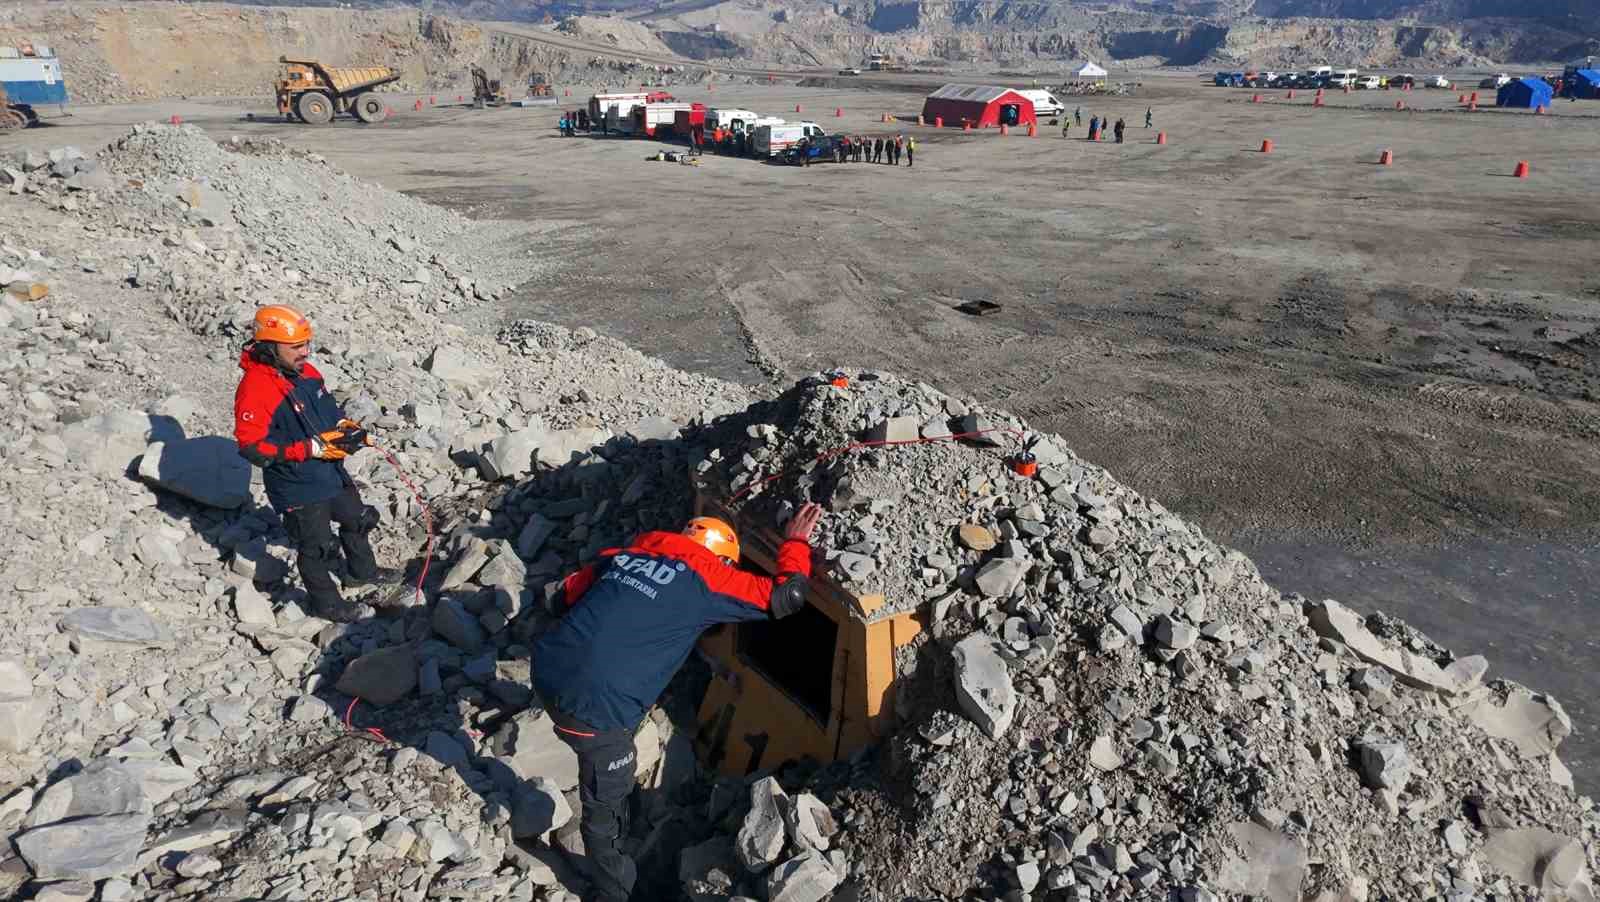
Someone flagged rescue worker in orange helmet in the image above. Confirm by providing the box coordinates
[234,305,391,622]
[532,502,825,902]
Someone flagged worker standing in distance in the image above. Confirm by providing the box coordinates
[873,136,884,164]
[1145,107,1154,128]
[906,134,916,168]
[533,502,826,902]
[234,306,391,623]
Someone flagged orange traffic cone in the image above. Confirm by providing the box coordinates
[1535,105,1546,115]
[1287,90,1295,100]
[1156,131,1167,145]
[1260,139,1273,153]
[1469,101,1478,111]
[169,114,181,125]
[795,104,802,113]
[1379,149,1393,166]
[935,116,943,128]
[1027,123,1037,137]
[414,99,423,111]
[1514,160,1530,178]
[1252,93,1262,103]
[1395,100,1405,110]
[1314,96,1325,107]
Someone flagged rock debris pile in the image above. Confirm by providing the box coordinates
[0,120,1595,902]
[0,124,755,902]
[691,372,1598,900]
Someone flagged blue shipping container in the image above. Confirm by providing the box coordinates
[1,54,69,107]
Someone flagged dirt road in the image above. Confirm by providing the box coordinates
[20,75,1599,787]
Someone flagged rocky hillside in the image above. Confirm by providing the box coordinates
[0,2,708,105]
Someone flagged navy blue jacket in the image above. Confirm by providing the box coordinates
[233,347,349,511]
[533,531,813,732]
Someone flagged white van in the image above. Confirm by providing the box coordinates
[1326,69,1359,87]
[754,122,826,157]
[706,108,760,133]
[1015,89,1064,116]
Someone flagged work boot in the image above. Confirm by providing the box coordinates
[313,596,374,624]
[343,566,413,607]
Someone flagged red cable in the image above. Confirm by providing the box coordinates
[376,444,436,610]
[730,426,1027,500]
[338,443,436,745]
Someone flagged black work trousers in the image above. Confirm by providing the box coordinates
[551,709,638,902]
[282,486,378,613]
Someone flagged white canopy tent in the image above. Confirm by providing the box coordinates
[1073,61,1108,80]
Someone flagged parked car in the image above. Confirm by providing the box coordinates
[839,68,862,76]
[1271,72,1299,88]
[1355,75,1381,89]
[1478,73,1511,89]
[1425,75,1452,88]
[779,134,851,165]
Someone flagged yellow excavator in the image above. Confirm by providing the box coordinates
[471,66,507,108]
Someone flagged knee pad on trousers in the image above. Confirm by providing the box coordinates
[301,538,342,564]
[357,505,381,533]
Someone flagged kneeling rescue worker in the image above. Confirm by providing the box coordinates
[234,305,387,623]
[532,501,825,902]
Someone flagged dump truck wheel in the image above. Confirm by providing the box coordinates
[352,93,385,124]
[296,91,334,125]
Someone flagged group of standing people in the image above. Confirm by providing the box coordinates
[557,109,592,136]
[1066,107,1153,144]
[856,134,914,166]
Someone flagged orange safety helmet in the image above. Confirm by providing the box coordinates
[253,305,313,344]
[682,516,740,563]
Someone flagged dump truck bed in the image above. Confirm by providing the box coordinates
[281,58,400,96]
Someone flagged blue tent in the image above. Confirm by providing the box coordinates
[1572,69,1600,99]
[1497,77,1553,109]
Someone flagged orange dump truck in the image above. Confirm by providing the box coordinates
[275,57,400,125]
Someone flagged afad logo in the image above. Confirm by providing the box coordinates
[611,554,681,586]
[606,751,636,772]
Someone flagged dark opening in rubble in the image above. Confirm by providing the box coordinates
[737,602,837,725]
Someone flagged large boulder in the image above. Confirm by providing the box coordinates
[735,777,787,873]
[425,346,492,387]
[1304,599,1485,696]
[765,853,842,902]
[57,607,173,649]
[58,409,173,479]
[15,813,152,880]
[951,633,1016,739]
[1212,822,1308,902]
[492,710,579,791]
[511,776,571,839]
[137,436,251,509]
[0,658,45,754]
[335,645,418,705]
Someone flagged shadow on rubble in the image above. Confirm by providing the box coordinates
[296,407,811,898]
